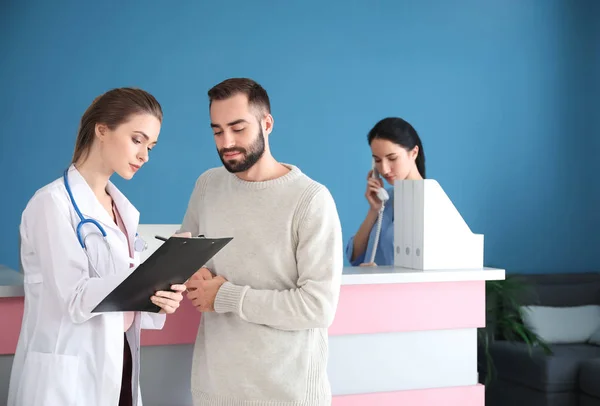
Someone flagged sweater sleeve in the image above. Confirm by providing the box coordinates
[178,171,220,272]
[178,176,203,236]
[213,185,344,331]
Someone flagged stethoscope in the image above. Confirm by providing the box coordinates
[63,168,147,275]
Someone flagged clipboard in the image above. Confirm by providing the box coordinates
[92,235,232,313]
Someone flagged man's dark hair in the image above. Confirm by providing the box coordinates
[208,78,271,116]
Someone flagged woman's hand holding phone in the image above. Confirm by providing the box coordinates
[366,170,384,212]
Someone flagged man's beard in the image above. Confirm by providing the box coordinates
[218,127,266,173]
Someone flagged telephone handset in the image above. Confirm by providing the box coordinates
[368,159,389,264]
[372,160,389,203]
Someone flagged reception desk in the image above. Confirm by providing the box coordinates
[0,254,504,406]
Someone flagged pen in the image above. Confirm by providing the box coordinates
[155,234,206,242]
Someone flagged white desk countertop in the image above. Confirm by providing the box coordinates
[0,263,505,298]
[340,265,505,285]
[0,265,24,297]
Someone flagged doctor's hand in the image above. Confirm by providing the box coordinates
[151,284,186,314]
[186,274,227,312]
[366,170,384,212]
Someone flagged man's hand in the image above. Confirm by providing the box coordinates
[185,267,213,290]
[186,268,227,312]
[359,262,377,267]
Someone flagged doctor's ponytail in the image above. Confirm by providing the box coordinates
[72,88,163,164]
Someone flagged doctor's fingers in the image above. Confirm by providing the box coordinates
[154,290,184,303]
[151,296,180,313]
[170,284,187,293]
[156,302,179,314]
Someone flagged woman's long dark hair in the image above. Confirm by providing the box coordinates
[367,117,426,178]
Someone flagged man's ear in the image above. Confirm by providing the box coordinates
[263,114,274,135]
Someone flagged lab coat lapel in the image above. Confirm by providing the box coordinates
[106,181,140,255]
[65,165,120,234]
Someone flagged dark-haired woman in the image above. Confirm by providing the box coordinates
[346,117,426,266]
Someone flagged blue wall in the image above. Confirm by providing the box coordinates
[1,0,598,273]
[592,0,600,267]
[585,0,600,273]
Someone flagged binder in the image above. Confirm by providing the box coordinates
[393,179,484,270]
[394,180,404,268]
[92,235,233,313]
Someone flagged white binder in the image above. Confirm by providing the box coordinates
[394,180,484,270]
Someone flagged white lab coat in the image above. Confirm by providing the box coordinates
[7,165,166,406]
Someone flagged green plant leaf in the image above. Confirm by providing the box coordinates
[478,276,553,385]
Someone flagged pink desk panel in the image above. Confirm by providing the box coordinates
[0,280,484,354]
[332,384,484,406]
[1,281,486,405]
[0,297,201,354]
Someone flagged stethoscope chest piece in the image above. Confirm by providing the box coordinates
[134,235,148,252]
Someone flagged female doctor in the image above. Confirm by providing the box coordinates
[346,117,427,266]
[8,88,187,406]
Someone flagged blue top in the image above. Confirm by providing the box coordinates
[345,187,395,266]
